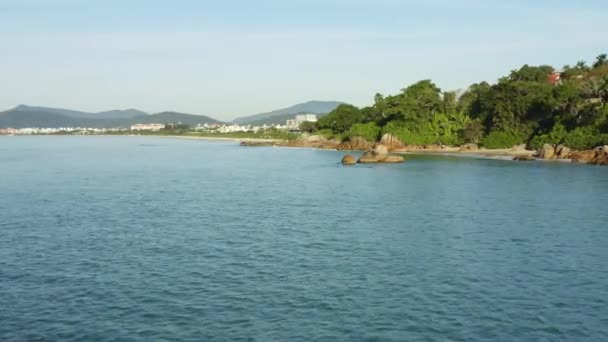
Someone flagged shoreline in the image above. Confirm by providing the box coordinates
[0,133,534,158]
[4,134,603,164]
[156,135,283,143]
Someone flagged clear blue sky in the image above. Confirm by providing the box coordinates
[1,0,607,120]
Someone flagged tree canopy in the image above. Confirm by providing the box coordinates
[313,53,608,149]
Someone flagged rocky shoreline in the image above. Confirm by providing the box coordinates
[240,133,608,166]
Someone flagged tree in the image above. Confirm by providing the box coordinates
[443,91,457,113]
[316,104,362,133]
[383,80,442,122]
[373,93,387,119]
[299,121,317,133]
[508,64,554,82]
[458,82,492,123]
[575,60,590,72]
[462,120,485,143]
[593,54,608,69]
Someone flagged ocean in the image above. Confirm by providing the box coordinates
[1,136,608,341]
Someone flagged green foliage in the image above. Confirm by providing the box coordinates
[380,112,468,146]
[481,131,523,149]
[316,104,362,133]
[507,64,554,82]
[381,120,437,145]
[315,128,342,140]
[462,120,485,143]
[382,80,443,122]
[344,122,381,142]
[593,54,608,69]
[562,127,608,150]
[311,53,608,151]
[528,123,567,150]
[299,121,317,133]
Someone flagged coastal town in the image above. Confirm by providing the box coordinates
[0,113,318,135]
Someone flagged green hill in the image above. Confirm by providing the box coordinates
[0,106,223,128]
[232,100,342,124]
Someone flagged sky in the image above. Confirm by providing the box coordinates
[0,0,607,120]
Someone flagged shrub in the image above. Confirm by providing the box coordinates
[528,123,567,150]
[344,122,381,142]
[314,128,344,141]
[381,121,436,145]
[381,117,466,146]
[462,120,485,144]
[481,131,524,149]
[563,126,605,150]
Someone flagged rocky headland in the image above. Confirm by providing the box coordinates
[241,133,608,166]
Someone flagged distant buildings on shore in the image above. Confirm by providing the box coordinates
[548,71,562,86]
[0,127,128,135]
[130,123,165,131]
[0,113,320,135]
[286,113,317,130]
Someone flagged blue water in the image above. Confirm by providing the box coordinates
[1,136,608,341]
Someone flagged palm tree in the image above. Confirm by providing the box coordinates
[593,54,608,68]
[576,60,589,71]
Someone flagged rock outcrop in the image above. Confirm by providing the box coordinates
[590,146,608,165]
[285,135,340,149]
[341,155,356,165]
[555,144,571,159]
[357,151,381,163]
[513,155,535,161]
[381,155,406,163]
[539,144,556,159]
[356,144,405,163]
[379,133,405,151]
[337,136,371,151]
[569,150,596,163]
[373,143,389,156]
[240,141,275,147]
[570,147,608,165]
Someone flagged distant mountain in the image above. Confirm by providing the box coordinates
[245,112,328,126]
[11,105,148,119]
[232,100,342,124]
[131,112,222,127]
[95,108,148,119]
[0,105,223,128]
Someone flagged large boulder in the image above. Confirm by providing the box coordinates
[382,155,405,163]
[591,146,608,165]
[373,144,389,156]
[379,133,405,151]
[357,149,405,164]
[596,145,608,153]
[569,150,596,163]
[569,147,608,165]
[357,151,379,163]
[555,144,571,159]
[341,154,356,165]
[539,144,556,159]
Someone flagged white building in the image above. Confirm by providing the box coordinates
[217,124,250,133]
[295,114,317,122]
[130,123,165,131]
[286,113,317,130]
